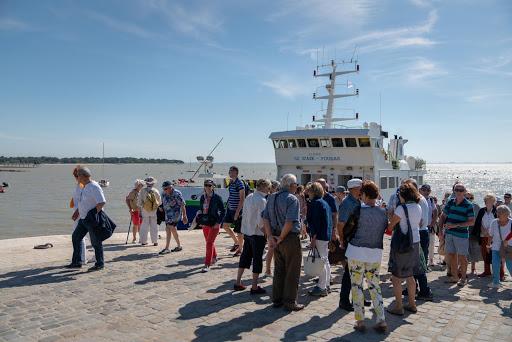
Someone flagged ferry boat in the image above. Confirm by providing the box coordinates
[269,59,426,202]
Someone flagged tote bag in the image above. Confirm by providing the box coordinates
[303,247,324,277]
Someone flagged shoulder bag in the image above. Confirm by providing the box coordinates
[390,204,414,253]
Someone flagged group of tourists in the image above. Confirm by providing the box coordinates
[66,164,512,334]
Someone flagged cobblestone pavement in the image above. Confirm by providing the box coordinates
[0,230,511,342]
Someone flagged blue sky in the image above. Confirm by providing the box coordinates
[1,0,511,162]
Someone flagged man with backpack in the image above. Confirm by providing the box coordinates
[137,177,162,246]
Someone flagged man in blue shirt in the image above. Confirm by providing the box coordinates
[336,178,362,311]
[317,178,338,240]
[223,166,246,255]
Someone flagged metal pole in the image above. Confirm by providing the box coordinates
[125,217,132,244]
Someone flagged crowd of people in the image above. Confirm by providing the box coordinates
[65,165,512,334]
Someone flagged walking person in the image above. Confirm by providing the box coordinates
[504,193,512,212]
[386,182,422,315]
[473,194,497,278]
[262,174,303,311]
[234,179,271,294]
[68,166,106,271]
[223,166,246,256]
[337,178,363,311]
[439,183,475,286]
[306,182,332,297]
[197,179,225,273]
[346,181,388,333]
[295,185,308,240]
[419,184,437,267]
[159,181,188,255]
[125,179,144,243]
[70,166,87,265]
[488,205,512,288]
[137,177,161,246]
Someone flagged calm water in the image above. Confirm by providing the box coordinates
[1,163,511,239]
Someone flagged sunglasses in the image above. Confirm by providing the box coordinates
[204,184,213,187]
[454,188,465,192]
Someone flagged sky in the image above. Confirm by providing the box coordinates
[0,0,511,163]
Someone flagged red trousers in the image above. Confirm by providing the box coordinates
[203,226,219,266]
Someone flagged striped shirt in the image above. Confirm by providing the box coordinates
[227,178,245,210]
[443,198,475,238]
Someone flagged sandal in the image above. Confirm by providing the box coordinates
[373,321,388,334]
[404,304,417,313]
[353,322,366,333]
[34,243,53,249]
[386,305,404,316]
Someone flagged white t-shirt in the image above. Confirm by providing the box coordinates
[489,218,512,251]
[346,243,383,264]
[418,195,429,231]
[78,181,106,219]
[481,210,495,237]
[394,203,421,243]
[241,191,267,236]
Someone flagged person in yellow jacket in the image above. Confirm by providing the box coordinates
[137,177,162,246]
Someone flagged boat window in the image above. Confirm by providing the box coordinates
[288,139,297,148]
[297,139,307,148]
[332,138,344,147]
[345,138,357,147]
[389,176,396,189]
[319,138,331,148]
[307,138,319,148]
[358,138,371,147]
[371,138,380,148]
[273,140,280,148]
[301,174,312,184]
[380,177,388,190]
[338,175,352,188]
[279,140,288,148]
[418,176,424,185]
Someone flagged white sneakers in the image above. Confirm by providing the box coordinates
[201,266,210,273]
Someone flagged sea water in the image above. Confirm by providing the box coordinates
[0,163,511,239]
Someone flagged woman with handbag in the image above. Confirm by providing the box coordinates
[487,205,512,288]
[386,182,422,316]
[197,179,226,273]
[345,181,388,333]
[306,182,332,297]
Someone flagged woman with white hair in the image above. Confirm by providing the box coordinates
[137,177,162,246]
[487,205,512,288]
[125,179,145,243]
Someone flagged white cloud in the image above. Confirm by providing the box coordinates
[85,11,155,39]
[261,76,310,99]
[142,0,223,40]
[371,57,446,85]
[469,52,512,77]
[466,92,512,103]
[0,18,31,31]
[409,0,431,8]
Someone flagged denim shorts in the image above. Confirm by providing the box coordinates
[445,233,469,257]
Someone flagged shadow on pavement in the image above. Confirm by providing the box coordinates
[0,265,81,289]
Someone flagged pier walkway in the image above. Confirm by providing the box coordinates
[0,231,511,341]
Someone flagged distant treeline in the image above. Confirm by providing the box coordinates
[0,156,184,164]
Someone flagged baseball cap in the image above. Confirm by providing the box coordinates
[335,186,346,193]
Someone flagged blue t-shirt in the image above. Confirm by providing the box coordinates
[162,189,185,223]
[228,178,244,211]
[323,193,338,213]
[338,194,360,223]
[307,198,332,241]
[443,198,475,238]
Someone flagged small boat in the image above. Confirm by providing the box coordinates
[99,143,109,187]
[98,179,110,187]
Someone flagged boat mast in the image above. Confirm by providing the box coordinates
[313,59,360,128]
